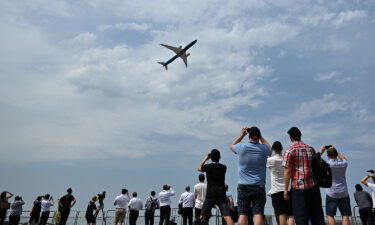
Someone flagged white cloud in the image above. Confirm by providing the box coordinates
[315,71,340,81]
[333,10,368,28]
[61,32,97,49]
[1,0,374,164]
[98,23,151,32]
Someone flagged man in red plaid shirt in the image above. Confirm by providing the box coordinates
[282,127,325,225]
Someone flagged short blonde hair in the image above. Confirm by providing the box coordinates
[92,195,98,201]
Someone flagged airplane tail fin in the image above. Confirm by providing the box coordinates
[158,62,168,70]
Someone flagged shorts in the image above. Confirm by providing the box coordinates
[114,209,126,224]
[201,197,230,217]
[237,184,266,215]
[325,195,352,216]
[271,191,293,216]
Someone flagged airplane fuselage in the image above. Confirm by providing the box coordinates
[163,40,197,66]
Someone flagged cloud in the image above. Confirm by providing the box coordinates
[61,32,97,49]
[315,71,340,81]
[98,23,151,32]
[1,0,375,164]
[314,71,353,83]
[332,10,368,28]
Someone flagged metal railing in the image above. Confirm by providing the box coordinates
[3,206,366,225]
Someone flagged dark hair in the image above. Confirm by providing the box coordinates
[185,186,190,191]
[272,141,283,154]
[198,174,205,182]
[327,148,338,158]
[287,127,302,141]
[44,194,50,199]
[248,127,261,139]
[132,192,137,197]
[37,196,43,201]
[15,196,21,201]
[67,188,72,194]
[0,192,6,201]
[151,191,155,196]
[210,149,221,162]
[355,184,363,191]
[122,189,128,194]
[163,184,169,190]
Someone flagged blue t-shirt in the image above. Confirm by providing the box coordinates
[233,141,271,185]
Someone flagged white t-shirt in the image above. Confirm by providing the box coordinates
[194,182,207,209]
[41,200,54,212]
[114,194,130,209]
[367,182,375,208]
[266,154,285,195]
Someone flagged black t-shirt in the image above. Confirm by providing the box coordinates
[201,162,227,199]
[85,201,97,217]
[59,194,75,212]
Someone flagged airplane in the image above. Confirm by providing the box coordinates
[158,40,197,70]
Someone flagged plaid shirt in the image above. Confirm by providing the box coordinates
[282,141,316,190]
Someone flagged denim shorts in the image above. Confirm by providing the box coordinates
[325,195,352,216]
[237,184,266,215]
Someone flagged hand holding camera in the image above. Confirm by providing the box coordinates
[320,145,333,154]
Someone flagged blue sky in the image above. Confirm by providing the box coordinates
[1,0,375,212]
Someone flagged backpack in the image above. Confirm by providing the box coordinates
[145,197,158,212]
[312,152,332,188]
[169,216,177,225]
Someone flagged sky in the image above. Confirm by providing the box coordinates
[1,0,375,213]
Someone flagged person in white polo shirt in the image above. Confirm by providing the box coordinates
[179,186,195,225]
[39,194,54,225]
[159,185,175,225]
[114,189,130,225]
[129,192,143,225]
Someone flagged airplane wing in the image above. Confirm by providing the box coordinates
[160,44,181,54]
[180,55,188,67]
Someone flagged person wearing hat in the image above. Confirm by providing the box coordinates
[320,145,351,225]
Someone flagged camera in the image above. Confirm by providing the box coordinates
[246,128,251,133]
[324,145,332,150]
[367,170,375,174]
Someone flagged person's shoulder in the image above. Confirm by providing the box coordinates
[268,155,277,161]
[368,182,375,190]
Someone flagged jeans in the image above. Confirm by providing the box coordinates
[159,206,171,225]
[359,207,374,225]
[291,186,325,225]
[182,208,193,225]
[129,210,139,225]
[145,210,155,225]
[38,211,50,225]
